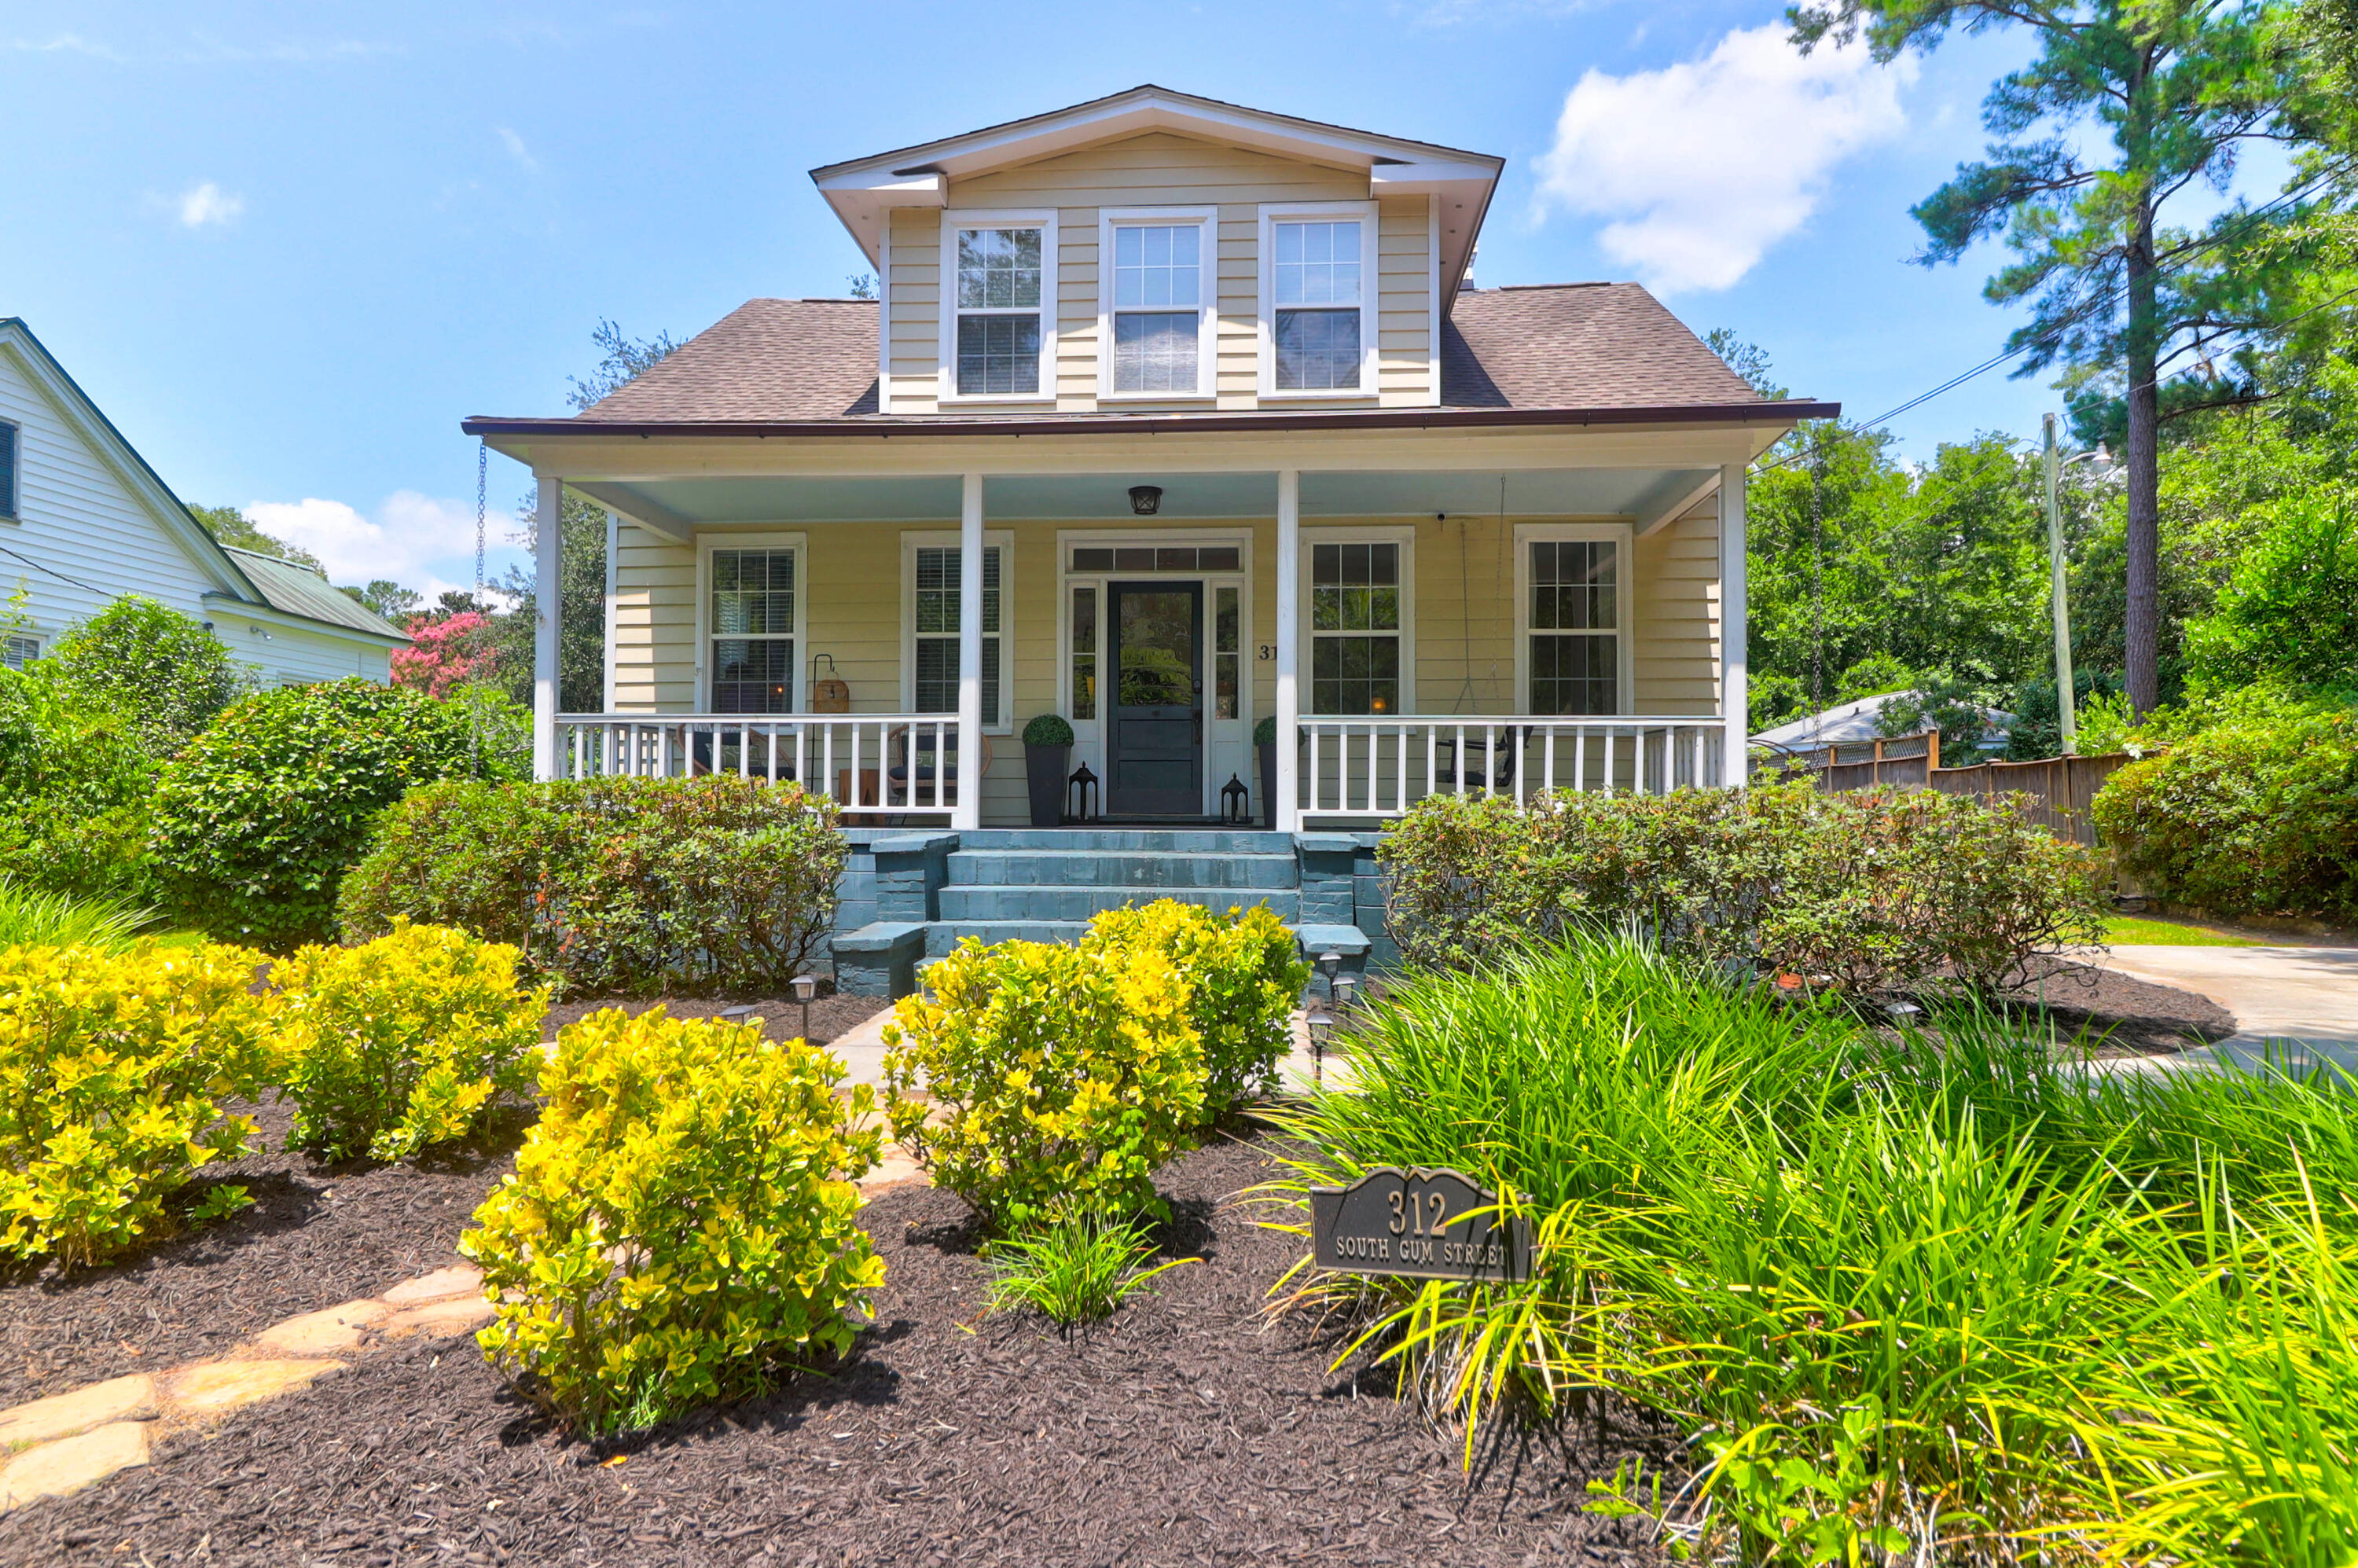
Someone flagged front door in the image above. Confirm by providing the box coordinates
[1107,581,1203,817]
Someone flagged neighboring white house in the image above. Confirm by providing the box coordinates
[0,317,406,682]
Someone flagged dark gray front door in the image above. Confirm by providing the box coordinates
[1107,582,1203,817]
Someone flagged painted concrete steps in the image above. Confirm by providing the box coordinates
[950,828,1292,854]
[938,885,1301,923]
[926,920,1089,955]
[945,850,1300,890]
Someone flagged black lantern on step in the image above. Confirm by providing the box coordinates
[1066,762,1100,824]
[1221,773,1251,824]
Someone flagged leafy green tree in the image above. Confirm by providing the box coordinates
[340,579,423,620]
[1791,0,2335,715]
[566,319,683,412]
[492,490,610,713]
[42,597,248,755]
[2183,494,2358,688]
[188,503,325,574]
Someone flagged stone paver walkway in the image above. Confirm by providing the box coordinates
[2089,943,2358,1075]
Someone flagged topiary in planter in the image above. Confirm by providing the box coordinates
[1023,712,1075,747]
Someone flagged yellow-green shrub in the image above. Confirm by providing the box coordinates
[0,940,277,1268]
[1083,901,1307,1120]
[462,1008,886,1434]
[270,921,547,1162]
[882,936,1203,1228]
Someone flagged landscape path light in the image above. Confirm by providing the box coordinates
[792,974,817,1043]
[1305,1006,1335,1085]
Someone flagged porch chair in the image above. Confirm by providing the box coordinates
[1430,729,1522,792]
[885,726,994,808]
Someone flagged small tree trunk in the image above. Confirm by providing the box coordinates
[2121,101,2163,717]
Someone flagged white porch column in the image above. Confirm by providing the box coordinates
[600,509,619,713]
[532,477,563,782]
[1274,469,1301,832]
[955,472,984,831]
[1719,461,1748,788]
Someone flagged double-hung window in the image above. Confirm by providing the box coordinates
[909,541,1006,729]
[949,218,1051,397]
[708,547,797,714]
[1523,535,1621,716]
[1309,541,1402,714]
[1102,212,1213,396]
[0,421,17,518]
[1265,211,1369,393]
[2,634,37,671]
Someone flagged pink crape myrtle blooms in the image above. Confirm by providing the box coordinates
[391,611,501,700]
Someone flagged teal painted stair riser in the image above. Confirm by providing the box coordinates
[827,827,1389,997]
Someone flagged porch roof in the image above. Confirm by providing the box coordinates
[556,466,1731,534]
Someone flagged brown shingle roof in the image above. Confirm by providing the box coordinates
[563,282,1761,425]
[573,299,881,422]
[1442,284,1759,409]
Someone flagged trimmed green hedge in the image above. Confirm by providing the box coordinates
[339,775,847,997]
[1379,779,2108,993]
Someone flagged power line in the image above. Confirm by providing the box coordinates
[0,540,108,597]
[1750,150,2358,473]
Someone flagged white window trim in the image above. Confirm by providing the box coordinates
[1297,523,1416,716]
[1512,521,1635,718]
[901,528,1016,733]
[1096,206,1218,402]
[1258,201,1380,401]
[0,417,19,520]
[695,531,809,714]
[938,209,1059,406]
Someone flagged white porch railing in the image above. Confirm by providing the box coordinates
[1298,716,1727,819]
[555,714,968,821]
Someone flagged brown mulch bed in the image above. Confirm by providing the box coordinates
[0,1096,526,1412]
[1975,956,2239,1058]
[541,990,887,1046]
[0,1136,1670,1567]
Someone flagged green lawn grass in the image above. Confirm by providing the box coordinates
[2105,913,2264,946]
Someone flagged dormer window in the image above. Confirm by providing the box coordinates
[1100,209,1216,398]
[944,214,1056,398]
[1260,204,1376,396]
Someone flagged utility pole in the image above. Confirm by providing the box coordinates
[2044,413,2078,755]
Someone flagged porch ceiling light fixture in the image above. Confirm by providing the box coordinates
[1128,485,1163,516]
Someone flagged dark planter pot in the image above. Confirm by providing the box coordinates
[1026,743,1071,828]
[1258,740,1276,830]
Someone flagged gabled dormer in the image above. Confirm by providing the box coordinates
[810,86,1500,417]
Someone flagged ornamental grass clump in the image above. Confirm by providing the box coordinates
[883,932,1203,1229]
[1273,931,2358,1561]
[270,921,546,1163]
[463,1008,887,1435]
[1082,901,1307,1119]
[0,940,277,1268]
[982,1210,1198,1327]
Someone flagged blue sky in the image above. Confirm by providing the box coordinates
[0,2,2196,597]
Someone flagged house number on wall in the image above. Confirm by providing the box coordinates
[1308,1167,1533,1283]
[1258,645,1275,660]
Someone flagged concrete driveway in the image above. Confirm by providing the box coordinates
[2092,944,2358,1074]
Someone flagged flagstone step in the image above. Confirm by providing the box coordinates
[938,886,1301,923]
[945,849,1300,889]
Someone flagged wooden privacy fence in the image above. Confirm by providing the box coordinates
[1776,731,2139,848]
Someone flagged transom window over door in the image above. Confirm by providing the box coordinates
[1272,219,1362,391]
[1109,222,1203,394]
[912,545,1004,727]
[954,226,1045,395]
[709,549,795,714]
[1311,542,1400,714]
[1527,539,1618,715]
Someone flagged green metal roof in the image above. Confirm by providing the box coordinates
[218,547,407,641]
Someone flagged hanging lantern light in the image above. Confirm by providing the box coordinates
[1128,485,1163,516]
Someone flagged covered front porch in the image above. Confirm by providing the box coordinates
[506,431,1754,833]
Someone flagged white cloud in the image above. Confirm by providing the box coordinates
[6,32,123,59]
[244,491,511,601]
[1533,25,1914,294]
[495,127,538,173]
[174,182,245,227]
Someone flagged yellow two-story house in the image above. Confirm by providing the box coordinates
[464,85,1835,988]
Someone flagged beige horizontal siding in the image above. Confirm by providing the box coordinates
[1376,197,1434,406]
[950,133,1367,207]
[1631,501,1724,716]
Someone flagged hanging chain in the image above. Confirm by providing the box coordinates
[475,440,487,604]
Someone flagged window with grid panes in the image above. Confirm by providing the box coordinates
[709,549,795,714]
[1110,223,1201,394]
[2,634,37,671]
[1527,539,1617,715]
[1310,542,1400,714]
[912,545,1003,725]
[1272,221,1362,391]
[954,228,1044,395]
[1214,586,1240,718]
